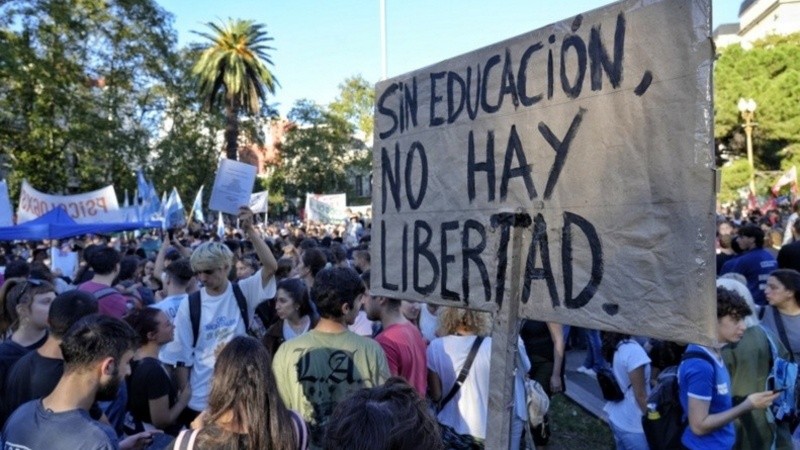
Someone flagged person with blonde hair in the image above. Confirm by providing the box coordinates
[161,206,278,427]
[427,307,493,443]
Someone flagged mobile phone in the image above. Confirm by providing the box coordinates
[773,387,787,393]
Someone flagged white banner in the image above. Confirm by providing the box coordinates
[250,190,269,214]
[0,180,12,226]
[16,180,120,224]
[305,193,347,223]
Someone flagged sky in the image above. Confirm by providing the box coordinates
[156,0,741,116]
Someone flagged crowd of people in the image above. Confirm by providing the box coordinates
[2,201,800,449]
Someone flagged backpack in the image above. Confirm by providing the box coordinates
[597,366,627,402]
[596,340,632,402]
[761,325,800,427]
[188,283,252,348]
[642,350,716,450]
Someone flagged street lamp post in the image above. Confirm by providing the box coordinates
[738,97,758,195]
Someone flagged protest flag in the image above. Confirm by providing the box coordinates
[163,187,186,229]
[772,166,797,196]
[136,169,149,203]
[0,180,12,226]
[189,186,204,224]
[217,211,225,239]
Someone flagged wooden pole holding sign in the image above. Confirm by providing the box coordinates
[371,0,715,446]
[486,215,527,450]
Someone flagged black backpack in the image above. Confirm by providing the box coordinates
[642,350,716,450]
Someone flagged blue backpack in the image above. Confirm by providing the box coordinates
[761,325,800,426]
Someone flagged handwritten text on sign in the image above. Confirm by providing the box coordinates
[371,0,716,344]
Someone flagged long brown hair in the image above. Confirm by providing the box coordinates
[202,336,297,450]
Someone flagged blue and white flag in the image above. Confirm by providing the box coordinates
[0,180,12,226]
[191,186,204,224]
[136,169,150,203]
[217,211,225,239]
[163,187,186,229]
[249,190,269,214]
[160,190,167,213]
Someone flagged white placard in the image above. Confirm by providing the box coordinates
[209,159,258,215]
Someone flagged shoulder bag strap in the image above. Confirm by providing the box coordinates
[93,287,120,300]
[231,283,251,333]
[772,306,795,361]
[439,336,485,410]
[289,410,309,450]
[175,429,200,450]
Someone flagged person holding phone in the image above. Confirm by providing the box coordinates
[679,285,782,450]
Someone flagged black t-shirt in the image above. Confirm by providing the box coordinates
[126,357,178,434]
[1,350,63,426]
[0,334,47,400]
[519,320,554,361]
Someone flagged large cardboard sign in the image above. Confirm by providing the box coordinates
[17,180,120,224]
[372,0,716,344]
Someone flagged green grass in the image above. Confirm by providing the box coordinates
[541,394,615,449]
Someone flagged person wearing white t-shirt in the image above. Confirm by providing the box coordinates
[160,207,277,427]
[427,307,492,440]
[151,258,193,323]
[601,332,651,450]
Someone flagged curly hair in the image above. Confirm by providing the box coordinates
[717,286,752,321]
[312,267,364,320]
[437,306,491,337]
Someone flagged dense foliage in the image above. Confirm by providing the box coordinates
[716,33,800,202]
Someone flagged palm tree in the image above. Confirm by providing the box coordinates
[192,19,278,160]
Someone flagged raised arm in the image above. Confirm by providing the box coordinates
[239,206,277,287]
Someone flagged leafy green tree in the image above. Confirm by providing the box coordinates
[151,49,222,207]
[715,33,800,171]
[329,74,375,139]
[278,99,356,203]
[191,19,278,161]
[0,0,178,200]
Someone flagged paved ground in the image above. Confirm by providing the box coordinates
[562,348,607,423]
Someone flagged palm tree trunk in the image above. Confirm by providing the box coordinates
[225,101,238,160]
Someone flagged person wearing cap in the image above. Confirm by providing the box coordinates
[720,225,778,306]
